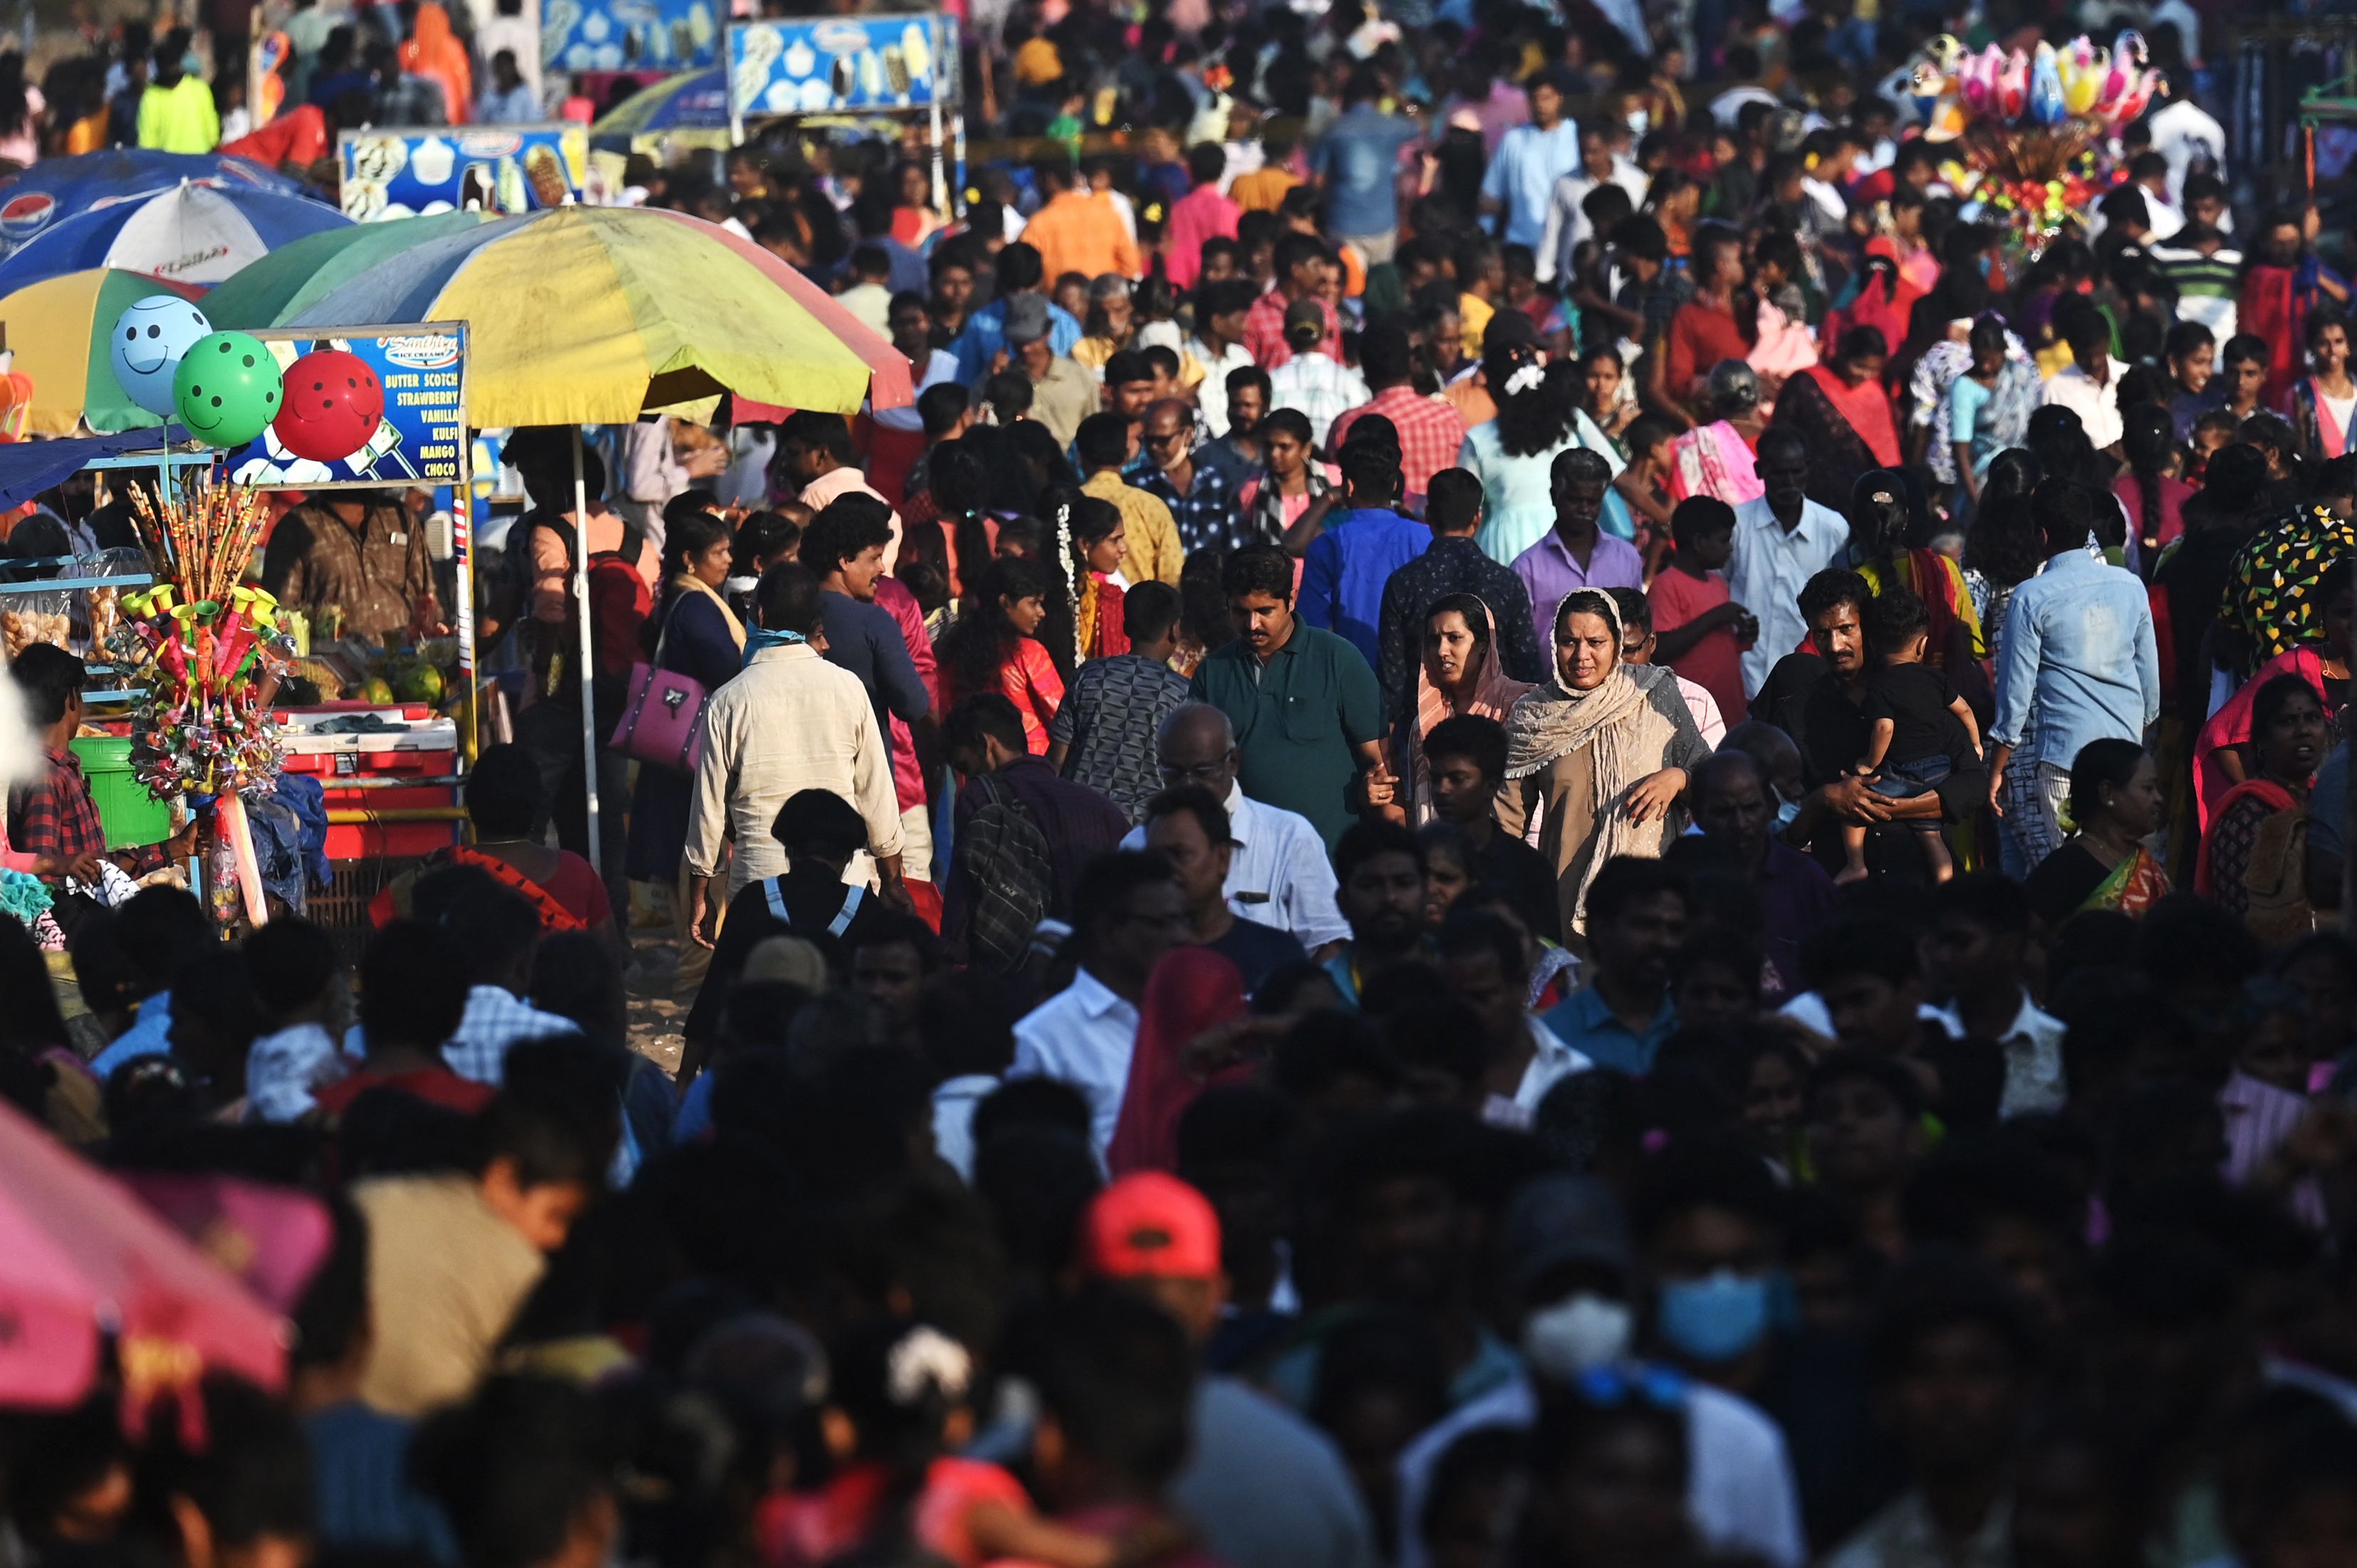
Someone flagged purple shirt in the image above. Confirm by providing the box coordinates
[1752,840,1841,999]
[1511,528,1646,654]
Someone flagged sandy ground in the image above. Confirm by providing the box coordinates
[621,904,694,1077]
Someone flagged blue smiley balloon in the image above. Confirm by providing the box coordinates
[109,295,214,419]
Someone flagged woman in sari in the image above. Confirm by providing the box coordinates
[1769,326,1903,513]
[1105,946,1252,1176]
[2199,674,2331,941]
[1497,589,1710,941]
[1846,468,1987,679]
[626,511,746,890]
[1668,360,1766,506]
[2021,740,2170,931]
[1403,594,1535,823]
[2193,556,2351,837]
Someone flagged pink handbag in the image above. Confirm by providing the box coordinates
[608,599,712,773]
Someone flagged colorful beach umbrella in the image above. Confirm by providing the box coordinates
[590,68,729,145]
[199,210,498,330]
[281,206,908,424]
[0,1096,286,1408]
[0,150,315,257]
[2,268,209,434]
[0,182,351,297]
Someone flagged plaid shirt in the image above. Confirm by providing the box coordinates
[1242,290,1341,370]
[1133,454,1248,555]
[443,985,581,1085]
[1329,386,1469,496]
[1618,268,1695,355]
[1267,352,1370,450]
[6,747,105,872]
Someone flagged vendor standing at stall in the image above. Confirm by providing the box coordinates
[266,490,442,642]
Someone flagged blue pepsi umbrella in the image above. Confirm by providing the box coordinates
[0,181,350,296]
[0,151,317,257]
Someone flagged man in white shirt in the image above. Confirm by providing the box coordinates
[683,564,910,939]
[2148,86,2227,204]
[1268,299,1370,449]
[2039,300,2125,452]
[1923,875,2069,1117]
[1536,122,1650,283]
[1725,430,1851,699]
[1010,851,1190,1154]
[1120,703,1351,951]
[1186,279,1260,439]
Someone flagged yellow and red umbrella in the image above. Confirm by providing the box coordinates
[1,267,207,434]
[279,206,910,424]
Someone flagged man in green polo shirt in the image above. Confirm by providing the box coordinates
[1187,543,1396,848]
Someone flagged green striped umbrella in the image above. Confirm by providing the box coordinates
[199,210,496,330]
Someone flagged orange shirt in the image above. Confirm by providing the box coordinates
[1021,190,1140,282]
[1229,165,1300,213]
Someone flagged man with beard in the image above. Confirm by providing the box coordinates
[1750,569,1987,882]
[1321,820,1430,1007]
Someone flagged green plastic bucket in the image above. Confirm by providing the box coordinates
[68,736,171,849]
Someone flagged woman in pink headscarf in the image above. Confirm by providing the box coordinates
[1403,593,1536,824]
[1106,948,1250,1176]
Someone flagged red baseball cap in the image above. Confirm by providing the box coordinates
[1079,1173,1224,1281]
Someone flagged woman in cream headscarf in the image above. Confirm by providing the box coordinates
[1498,588,1710,940]
[1405,592,1534,823]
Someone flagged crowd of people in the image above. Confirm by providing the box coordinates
[19,3,2357,1568]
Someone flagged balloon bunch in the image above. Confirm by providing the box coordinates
[108,297,386,464]
[1908,31,2158,132]
[109,487,293,800]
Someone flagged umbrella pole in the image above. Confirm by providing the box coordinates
[572,427,602,877]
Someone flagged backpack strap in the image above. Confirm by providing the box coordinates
[764,875,789,924]
[828,884,866,936]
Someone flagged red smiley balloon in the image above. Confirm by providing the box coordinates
[271,349,385,462]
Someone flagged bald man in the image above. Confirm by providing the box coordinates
[1119,703,1351,952]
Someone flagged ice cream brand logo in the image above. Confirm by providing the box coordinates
[455,132,525,160]
[811,20,872,53]
[381,335,462,370]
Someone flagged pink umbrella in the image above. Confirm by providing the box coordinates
[0,1098,288,1408]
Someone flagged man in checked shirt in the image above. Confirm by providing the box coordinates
[6,646,193,885]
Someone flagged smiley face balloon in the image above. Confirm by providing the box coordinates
[272,348,384,462]
[172,331,284,449]
[109,295,214,419]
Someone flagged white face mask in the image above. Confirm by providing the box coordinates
[1521,1293,1633,1380]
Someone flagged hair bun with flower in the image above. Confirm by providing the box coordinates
[1504,360,1546,397]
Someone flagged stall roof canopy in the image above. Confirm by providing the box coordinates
[0,427,198,510]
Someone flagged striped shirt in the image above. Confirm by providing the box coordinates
[2149,241,2243,339]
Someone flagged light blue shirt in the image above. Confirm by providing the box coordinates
[1482,120,1583,249]
[92,992,172,1080]
[949,294,1083,386]
[1989,550,2160,766]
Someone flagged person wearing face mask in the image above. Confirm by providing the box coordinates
[1390,1171,1808,1568]
[1687,751,1838,1001]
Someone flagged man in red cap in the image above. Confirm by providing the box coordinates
[1078,1174,1378,1568]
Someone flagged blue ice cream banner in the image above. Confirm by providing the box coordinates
[544,0,722,75]
[727,15,957,121]
[338,125,588,221]
[224,324,470,492]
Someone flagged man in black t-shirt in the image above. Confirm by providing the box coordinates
[1143,785,1307,997]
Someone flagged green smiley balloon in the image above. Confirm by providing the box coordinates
[172,331,285,450]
